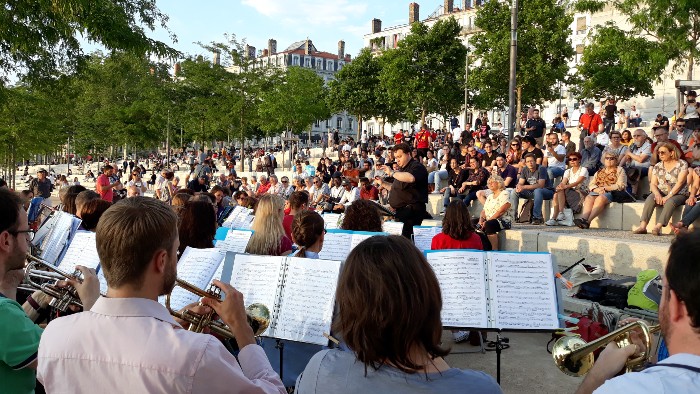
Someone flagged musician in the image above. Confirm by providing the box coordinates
[576,230,700,394]
[37,197,286,393]
[0,188,99,393]
[296,235,502,393]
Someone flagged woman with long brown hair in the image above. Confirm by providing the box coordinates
[177,200,216,255]
[431,200,482,250]
[291,210,325,258]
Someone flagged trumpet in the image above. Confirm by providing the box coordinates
[165,278,270,338]
[552,320,660,376]
[23,254,86,312]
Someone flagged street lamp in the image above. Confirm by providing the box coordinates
[507,0,518,140]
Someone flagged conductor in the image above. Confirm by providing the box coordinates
[380,143,428,238]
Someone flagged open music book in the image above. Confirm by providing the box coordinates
[381,221,404,236]
[413,226,442,252]
[318,229,387,261]
[55,231,109,293]
[229,254,342,346]
[425,250,561,330]
[214,227,254,254]
[33,211,82,266]
[164,247,229,312]
[321,213,342,230]
[222,206,254,230]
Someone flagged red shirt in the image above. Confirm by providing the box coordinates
[256,181,271,195]
[283,214,294,240]
[579,113,604,135]
[416,130,431,149]
[430,232,483,251]
[394,132,403,144]
[96,174,113,202]
[360,185,379,201]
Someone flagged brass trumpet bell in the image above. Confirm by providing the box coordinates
[23,254,85,312]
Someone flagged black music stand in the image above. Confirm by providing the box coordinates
[275,339,285,382]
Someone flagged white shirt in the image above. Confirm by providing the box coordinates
[593,353,700,394]
[339,186,360,206]
[563,167,589,188]
[544,144,567,169]
[630,109,641,119]
[452,127,462,143]
[341,144,352,152]
[38,297,285,394]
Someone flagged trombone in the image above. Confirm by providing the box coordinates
[552,320,660,376]
[165,278,270,338]
[23,254,88,312]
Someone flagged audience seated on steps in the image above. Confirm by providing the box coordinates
[580,136,602,176]
[515,154,554,225]
[633,142,689,236]
[547,151,589,227]
[574,152,627,229]
[459,157,489,208]
[672,144,700,235]
[619,129,652,197]
[476,175,513,251]
[439,158,469,214]
[477,154,518,211]
[542,132,567,183]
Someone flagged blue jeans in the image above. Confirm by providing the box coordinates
[628,118,642,127]
[518,188,555,220]
[547,166,565,181]
[429,170,449,188]
[442,187,464,208]
[681,202,700,227]
[603,118,615,133]
[462,190,479,207]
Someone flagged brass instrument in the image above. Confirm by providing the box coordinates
[165,278,270,338]
[552,320,661,376]
[23,254,87,312]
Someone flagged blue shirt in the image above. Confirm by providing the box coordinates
[593,353,700,394]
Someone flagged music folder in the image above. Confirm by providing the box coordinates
[317,229,387,262]
[425,249,562,331]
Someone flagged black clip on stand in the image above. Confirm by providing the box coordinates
[484,330,509,384]
[275,339,285,382]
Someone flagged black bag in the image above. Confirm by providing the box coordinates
[611,190,636,203]
[565,188,584,214]
[577,280,608,302]
[516,199,534,223]
[601,278,635,309]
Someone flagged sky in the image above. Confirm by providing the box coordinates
[146,0,445,60]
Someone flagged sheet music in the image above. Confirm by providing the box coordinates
[221,206,244,228]
[167,247,227,311]
[272,257,341,345]
[56,231,100,273]
[318,230,353,261]
[229,254,286,336]
[96,269,109,294]
[215,229,253,253]
[382,221,404,236]
[39,212,76,265]
[426,251,489,328]
[239,214,255,230]
[413,226,441,252]
[349,232,377,250]
[487,252,559,330]
[223,206,252,229]
[322,213,341,230]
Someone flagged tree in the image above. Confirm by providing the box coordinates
[469,0,574,109]
[379,17,468,125]
[574,24,667,101]
[0,0,179,85]
[576,0,700,79]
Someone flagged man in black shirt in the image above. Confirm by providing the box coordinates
[524,109,547,147]
[603,98,617,134]
[518,136,544,167]
[30,168,52,199]
[380,143,428,238]
[187,175,209,193]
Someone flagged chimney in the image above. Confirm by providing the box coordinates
[268,39,277,55]
[212,51,220,65]
[372,18,382,34]
[444,0,453,14]
[173,62,181,76]
[345,54,351,62]
[409,3,420,24]
[244,45,256,59]
[338,40,345,59]
[263,49,269,57]
[305,39,313,55]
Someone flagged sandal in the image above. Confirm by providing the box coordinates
[651,227,661,236]
[632,228,647,235]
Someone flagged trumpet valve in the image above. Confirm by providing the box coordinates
[206,284,222,299]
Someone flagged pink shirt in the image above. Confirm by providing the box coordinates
[95,174,113,202]
[38,297,285,394]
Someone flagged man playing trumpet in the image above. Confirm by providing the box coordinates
[37,197,285,393]
[576,230,700,393]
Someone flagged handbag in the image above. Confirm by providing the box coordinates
[611,190,636,203]
[564,188,584,214]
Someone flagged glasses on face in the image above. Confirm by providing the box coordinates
[658,150,669,155]
[9,229,35,242]
[604,157,617,160]
[282,180,288,183]
[654,133,667,138]
[511,144,519,147]
[568,158,579,162]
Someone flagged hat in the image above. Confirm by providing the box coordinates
[37,168,47,173]
[688,90,697,97]
[331,171,342,179]
[341,178,351,186]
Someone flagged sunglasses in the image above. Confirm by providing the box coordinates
[282,180,289,183]
[568,158,579,162]
[658,150,669,155]
[604,157,617,160]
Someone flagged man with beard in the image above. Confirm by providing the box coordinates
[575,230,700,394]
[0,189,99,393]
[37,197,285,394]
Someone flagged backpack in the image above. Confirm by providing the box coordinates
[264,155,272,167]
[271,155,278,169]
[516,199,534,223]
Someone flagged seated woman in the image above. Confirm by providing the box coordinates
[633,142,689,235]
[432,200,483,250]
[546,152,589,226]
[575,152,627,229]
[477,175,513,251]
[177,200,216,255]
[439,158,468,214]
[672,143,700,234]
[296,235,502,394]
[340,199,383,232]
[245,194,293,255]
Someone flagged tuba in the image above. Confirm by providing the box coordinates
[165,278,270,338]
[23,254,88,312]
[552,320,660,376]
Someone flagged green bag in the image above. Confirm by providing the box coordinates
[627,269,660,311]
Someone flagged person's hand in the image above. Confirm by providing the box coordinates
[173,302,213,332]
[201,280,255,347]
[654,192,664,205]
[515,184,523,193]
[439,187,446,193]
[587,342,639,381]
[57,265,101,310]
[687,196,696,206]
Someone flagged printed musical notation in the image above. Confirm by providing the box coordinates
[426,251,489,328]
[57,231,100,273]
[487,252,559,330]
[222,206,254,230]
[167,247,227,311]
[319,230,386,262]
[382,221,404,236]
[273,257,341,345]
[39,212,78,265]
[215,229,253,254]
[322,213,342,230]
[413,226,442,253]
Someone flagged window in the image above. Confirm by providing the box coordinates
[327,60,334,71]
[293,55,299,66]
[336,117,343,129]
[316,59,323,70]
[315,119,320,127]
[338,61,345,70]
[326,120,330,128]
[575,44,584,64]
[305,57,311,68]
[348,118,353,131]
[576,17,587,34]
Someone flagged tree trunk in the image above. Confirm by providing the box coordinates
[356,113,362,143]
[688,52,695,80]
[515,86,522,134]
[421,107,427,127]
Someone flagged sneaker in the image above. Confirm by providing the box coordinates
[531,218,544,225]
[453,330,470,343]
[558,217,575,227]
[556,212,566,221]
[545,218,558,226]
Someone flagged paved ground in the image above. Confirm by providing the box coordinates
[443,331,582,393]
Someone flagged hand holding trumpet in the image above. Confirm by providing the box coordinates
[200,280,256,348]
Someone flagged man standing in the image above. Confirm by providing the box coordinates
[29,168,52,200]
[414,125,432,159]
[37,197,286,393]
[95,165,120,203]
[380,143,429,238]
[603,98,617,134]
[524,109,547,147]
[628,105,642,127]
[578,102,604,149]
[575,230,700,394]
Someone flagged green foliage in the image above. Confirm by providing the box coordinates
[469,0,574,109]
[378,17,467,124]
[259,66,330,135]
[574,24,666,101]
